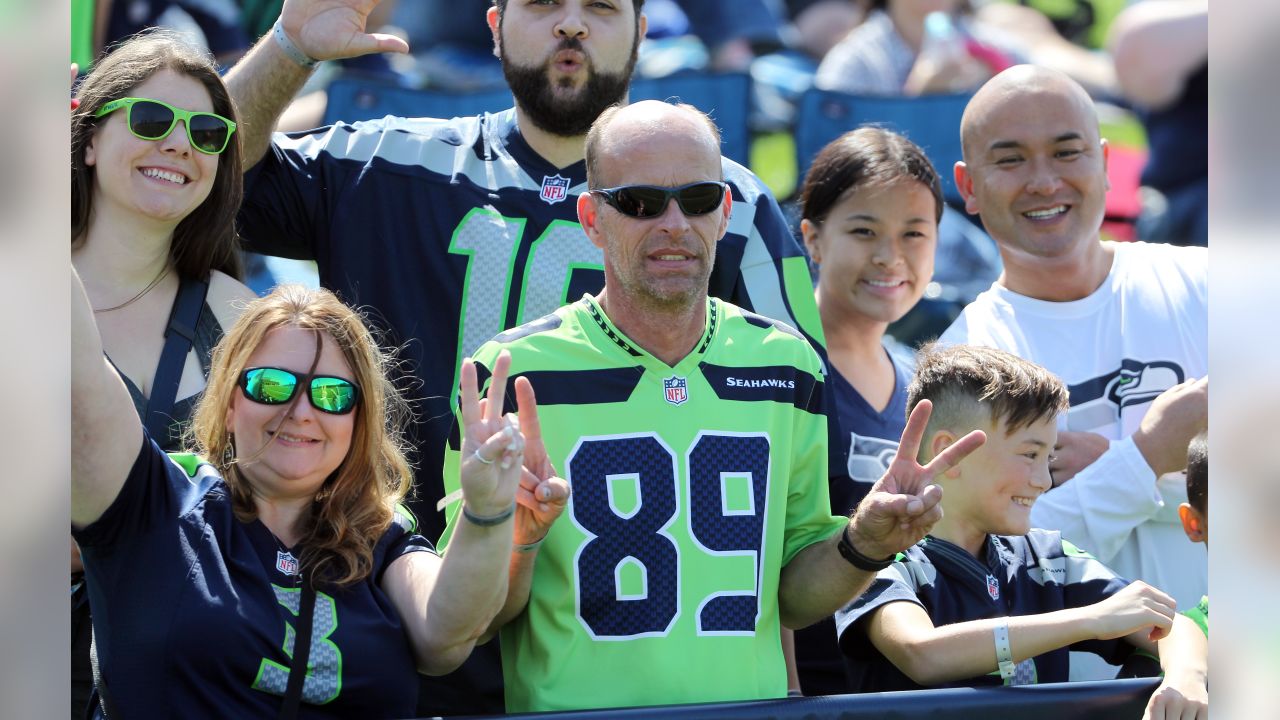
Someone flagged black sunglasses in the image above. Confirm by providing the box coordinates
[591,181,728,219]
[239,367,360,415]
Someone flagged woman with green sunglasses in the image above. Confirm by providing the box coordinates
[71,272,563,718]
[68,30,257,717]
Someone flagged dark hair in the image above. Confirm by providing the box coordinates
[1186,431,1207,515]
[494,0,646,20]
[71,29,244,281]
[800,127,944,225]
[584,102,722,189]
[908,343,1069,437]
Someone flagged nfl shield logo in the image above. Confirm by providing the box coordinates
[986,574,1000,601]
[539,174,570,204]
[276,550,299,576]
[663,376,688,406]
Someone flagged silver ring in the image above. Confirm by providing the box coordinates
[473,450,495,465]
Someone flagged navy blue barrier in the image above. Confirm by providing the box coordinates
[321,72,753,166]
[438,679,1160,720]
[794,88,973,205]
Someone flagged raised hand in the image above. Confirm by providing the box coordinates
[279,0,409,62]
[458,351,525,517]
[511,376,570,545]
[849,400,986,559]
[1087,580,1177,643]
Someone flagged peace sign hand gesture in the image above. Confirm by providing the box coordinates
[510,377,570,546]
[848,400,986,560]
[458,351,525,519]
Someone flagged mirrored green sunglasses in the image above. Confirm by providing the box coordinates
[240,367,360,415]
[95,97,237,155]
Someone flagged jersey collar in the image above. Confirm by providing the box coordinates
[578,294,720,373]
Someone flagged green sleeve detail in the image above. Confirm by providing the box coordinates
[166,452,204,479]
[1183,596,1208,637]
[780,256,824,348]
[394,503,419,534]
[1061,538,1097,559]
[894,552,907,563]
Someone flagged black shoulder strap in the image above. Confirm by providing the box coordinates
[278,580,317,720]
[143,276,209,442]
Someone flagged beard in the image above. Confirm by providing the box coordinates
[501,36,639,138]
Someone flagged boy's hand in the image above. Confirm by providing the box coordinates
[848,400,986,559]
[1089,581,1176,641]
[1143,672,1208,720]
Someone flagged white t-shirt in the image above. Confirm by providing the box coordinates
[941,241,1208,678]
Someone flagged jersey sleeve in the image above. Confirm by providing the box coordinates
[72,431,215,548]
[1183,595,1208,637]
[239,126,351,262]
[780,368,849,566]
[1057,538,1140,663]
[715,162,826,350]
[833,560,926,658]
[375,504,438,584]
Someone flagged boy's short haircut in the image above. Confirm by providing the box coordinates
[1185,431,1207,515]
[907,343,1070,440]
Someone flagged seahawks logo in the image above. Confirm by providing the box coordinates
[1066,359,1184,430]
[847,433,899,484]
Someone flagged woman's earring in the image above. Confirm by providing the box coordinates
[222,433,236,467]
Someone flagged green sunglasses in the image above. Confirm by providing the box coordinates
[240,367,360,415]
[95,97,237,155]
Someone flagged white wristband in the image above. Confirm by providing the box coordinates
[273,19,318,68]
[993,618,1015,682]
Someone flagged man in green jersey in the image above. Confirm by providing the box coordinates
[441,100,985,713]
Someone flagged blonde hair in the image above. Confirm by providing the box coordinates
[189,285,413,587]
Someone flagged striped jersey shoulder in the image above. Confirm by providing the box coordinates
[715,301,824,373]
[273,110,531,188]
[720,154,771,204]
[472,301,601,369]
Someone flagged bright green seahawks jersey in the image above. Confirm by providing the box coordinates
[441,295,846,712]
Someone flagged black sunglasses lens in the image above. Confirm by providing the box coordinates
[188,114,230,153]
[244,368,298,405]
[613,187,670,218]
[128,100,175,140]
[310,377,358,414]
[675,183,725,215]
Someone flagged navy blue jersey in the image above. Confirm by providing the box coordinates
[239,109,821,541]
[73,432,434,719]
[795,347,911,696]
[835,530,1134,692]
[826,349,911,515]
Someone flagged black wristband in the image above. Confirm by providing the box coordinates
[837,525,894,572]
[462,502,516,527]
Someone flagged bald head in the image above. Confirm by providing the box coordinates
[961,65,1099,162]
[585,100,723,189]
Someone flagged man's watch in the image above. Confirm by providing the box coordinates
[837,525,894,572]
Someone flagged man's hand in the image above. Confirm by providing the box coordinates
[1050,431,1110,486]
[1087,580,1177,642]
[848,400,986,559]
[511,377,570,546]
[279,0,409,62]
[1131,377,1208,478]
